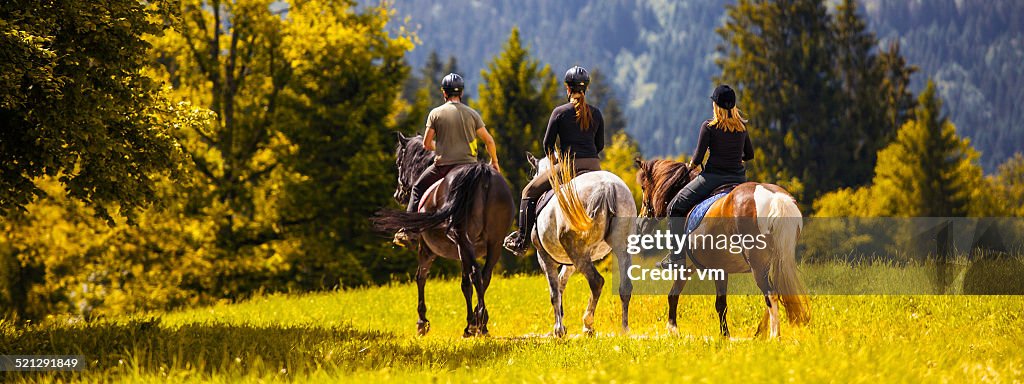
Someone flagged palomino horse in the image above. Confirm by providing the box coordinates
[634,158,810,338]
[527,151,636,337]
[374,133,515,337]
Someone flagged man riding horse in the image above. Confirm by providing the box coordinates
[394,73,501,245]
[503,65,605,255]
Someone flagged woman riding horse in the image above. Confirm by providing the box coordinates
[504,65,605,255]
[656,85,754,269]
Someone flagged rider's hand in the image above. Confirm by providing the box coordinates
[490,160,501,173]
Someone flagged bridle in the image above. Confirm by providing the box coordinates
[638,162,699,220]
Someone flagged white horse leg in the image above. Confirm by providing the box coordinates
[576,259,604,336]
[558,265,576,294]
[768,295,781,338]
[537,245,567,338]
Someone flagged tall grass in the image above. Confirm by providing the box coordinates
[2,273,1022,383]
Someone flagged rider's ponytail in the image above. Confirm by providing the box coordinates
[570,92,592,131]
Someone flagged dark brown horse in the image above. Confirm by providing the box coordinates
[374,133,515,337]
[635,158,810,338]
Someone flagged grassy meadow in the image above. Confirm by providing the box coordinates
[2,272,1023,383]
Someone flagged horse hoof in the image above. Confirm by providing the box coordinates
[583,326,596,337]
[622,326,631,335]
[667,324,679,336]
[552,325,567,338]
[416,321,430,336]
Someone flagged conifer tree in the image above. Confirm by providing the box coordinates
[475,27,559,193]
[872,81,981,217]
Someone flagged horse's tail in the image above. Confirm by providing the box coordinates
[757,187,810,325]
[373,163,492,235]
[550,152,594,233]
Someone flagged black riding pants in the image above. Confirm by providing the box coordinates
[668,166,746,226]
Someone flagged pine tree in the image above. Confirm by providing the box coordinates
[474,27,558,272]
[871,81,982,217]
[475,27,559,194]
[833,0,890,185]
[716,0,839,202]
[586,68,628,144]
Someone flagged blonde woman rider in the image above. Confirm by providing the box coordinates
[656,85,754,269]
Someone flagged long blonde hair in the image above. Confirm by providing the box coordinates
[709,103,747,132]
[569,91,592,130]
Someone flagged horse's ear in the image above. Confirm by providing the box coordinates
[396,131,410,144]
[634,156,644,168]
[526,151,538,168]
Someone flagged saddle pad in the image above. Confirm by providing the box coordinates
[686,192,729,234]
[534,169,596,215]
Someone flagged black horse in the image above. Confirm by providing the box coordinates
[374,133,515,337]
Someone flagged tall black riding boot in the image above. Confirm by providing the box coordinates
[503,198,537,256]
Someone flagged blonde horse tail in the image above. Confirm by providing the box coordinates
[759,188,810,325]
[550,151,594,233]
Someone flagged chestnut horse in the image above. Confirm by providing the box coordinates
[635,158,810,338]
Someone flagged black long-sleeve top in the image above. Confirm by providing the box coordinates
[542,102,604,159]
[691,119,754,172]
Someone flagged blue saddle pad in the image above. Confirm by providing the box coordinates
[686,192,729,233]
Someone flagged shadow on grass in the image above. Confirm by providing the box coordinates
[0,318,535,381]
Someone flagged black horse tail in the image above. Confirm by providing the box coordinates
[374,163,492,235]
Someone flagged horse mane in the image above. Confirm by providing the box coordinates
[400,136,435,188]
[638,159,696,217]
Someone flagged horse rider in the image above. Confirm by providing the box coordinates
[503,66,605,256]
[656,84,754,268]
[394,73,501,245]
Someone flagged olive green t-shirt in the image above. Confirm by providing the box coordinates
[426,102,483,166]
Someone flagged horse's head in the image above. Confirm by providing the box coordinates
[392,132,432,204]
[635,157,697,232]
[525,151,552,178]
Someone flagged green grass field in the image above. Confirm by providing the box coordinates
[3,274,1023,383]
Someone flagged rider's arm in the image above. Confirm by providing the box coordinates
[423,127,436,151]
[476,126,500,172]
[742,132,754,161]
[690,121,711,168]
[594,111,605,153]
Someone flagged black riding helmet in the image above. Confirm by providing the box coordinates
[710,85,736,110]
[441,73,464,95]
[564,66,590,93]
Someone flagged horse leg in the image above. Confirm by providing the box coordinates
[715,273,730,338]
[558,265,576,294]
[475,240,501,336]
[537,247,567,338]
[667,272,688,334]
[577,259,605,336]
[456,232,481,337]
[751,257,780,338]
[615,249,633,334]
[416,245,436,336]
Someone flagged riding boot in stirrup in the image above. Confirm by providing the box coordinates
[503,198,537,256]
[655,232,688,269]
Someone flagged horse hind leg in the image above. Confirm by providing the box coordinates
[577,258,605,336]
[715,273,730,338]
[455,232,482,337]
[416,245,437,336]
[558,265,576,294]
[750,254,781,338]
[538,246,567,338]
[474,240,502,336]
